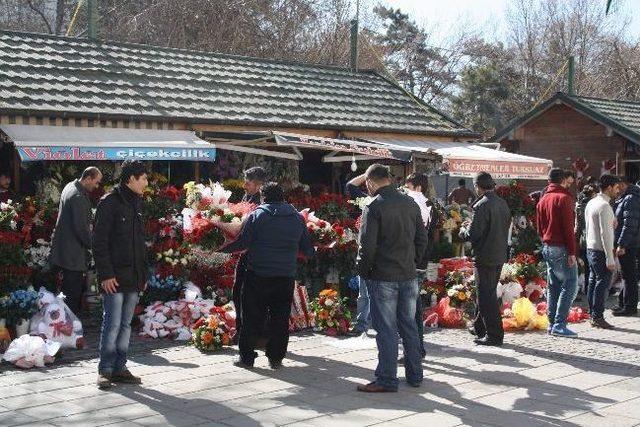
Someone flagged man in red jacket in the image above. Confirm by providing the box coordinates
[536,168,579,337]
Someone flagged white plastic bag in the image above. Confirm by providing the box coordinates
[3,335,60,368]
[30,287,84,349]
[183,282,202,302]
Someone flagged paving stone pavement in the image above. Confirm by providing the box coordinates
[1,310,639,427]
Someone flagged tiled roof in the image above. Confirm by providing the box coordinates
[0,31,476,137]
[574,96,640,138]
[490,92,640,144]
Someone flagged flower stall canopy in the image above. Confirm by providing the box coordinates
[203,130,415,162]
[361,137,553,180]
[1,125,216,162]
[272,131,413,162]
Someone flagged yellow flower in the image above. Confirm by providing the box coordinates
[457,291,467,301]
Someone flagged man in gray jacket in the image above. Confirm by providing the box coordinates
[462,172,511,346]
[50,167,102,315]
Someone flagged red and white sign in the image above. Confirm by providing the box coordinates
[444,158,552,180]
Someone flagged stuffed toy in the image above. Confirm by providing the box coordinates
[30,287,84,349]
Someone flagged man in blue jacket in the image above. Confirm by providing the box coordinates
[221,182,315,369]
[613,178,640,316]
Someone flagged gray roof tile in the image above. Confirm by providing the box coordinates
[0,30,476,136]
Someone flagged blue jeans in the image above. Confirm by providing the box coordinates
[355,277,371,332]
[587,249,613,319]
[542,245,578,327]
[368,279,423,389]
[99,292,139,375]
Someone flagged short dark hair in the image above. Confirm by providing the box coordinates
[365,164,391,183]
[564,170,576,180]
[406,173,429,191]
[458,178,466,186]
[0,170,10,178]
[261,182,284,203]
[619,175,632,184]
[474,172,495,190]
[244,167,267,183]
[599,174,621,191]
[119,160,147,185]
[80,166,101,180]
[549,168,565,184]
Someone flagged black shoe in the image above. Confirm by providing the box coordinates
[467,326,478,336]
[474,336,503,347]
[407,381,422,388]
[612,308,637,317]
[347,328,366,337]
[268,359,283,370]
[111,369,142,384]
[233,358,254,369]
[97,374,112,390]
[591,318,615,329]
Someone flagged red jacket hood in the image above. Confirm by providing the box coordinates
[544,183,571,196]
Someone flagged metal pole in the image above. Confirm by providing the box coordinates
[350,19,358,72]
[87,0,98,39]
[567,56,575,96]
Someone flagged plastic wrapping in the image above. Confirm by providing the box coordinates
[3,335,60,368]
[423,297,464,328]
[506,297,549,331]
[289,282,315,332]
[29,287,84,349]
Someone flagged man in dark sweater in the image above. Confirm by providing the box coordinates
[221,182,314,369]
[356,164,428,392]
[462,172,511,347]
[536,168,579,337]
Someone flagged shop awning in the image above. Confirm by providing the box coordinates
[203,130,416,162]
[361,137,552,180]
[272,131,413,162]
[1,125,216,162]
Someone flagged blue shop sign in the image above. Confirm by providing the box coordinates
[17,146,216,162]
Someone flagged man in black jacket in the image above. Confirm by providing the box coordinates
[221,182,314,369]
[356,164,428,393]
[93,160,149,390]
[50,167,102,315]
[613,178,640,316]
[462,172,511,346]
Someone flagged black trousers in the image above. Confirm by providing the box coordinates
[239,271,294,364]
[233,253,249,333]
[579,248,590,294]
[473,265,504,342]
[618,248,639,311]
[59,268,86,316]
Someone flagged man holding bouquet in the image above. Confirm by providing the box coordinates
[221,182,314,369]
[233,166,267,338]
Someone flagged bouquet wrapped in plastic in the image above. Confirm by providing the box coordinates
[423,297,464,328]
[29,287,84,349]
[289,282,315,332]
[3,335,60,368]
[502,297,549,331]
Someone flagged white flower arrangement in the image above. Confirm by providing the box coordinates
[25,239,51,271]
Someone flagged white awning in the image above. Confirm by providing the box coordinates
[361,137,553,180]
[1,125,216,162]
